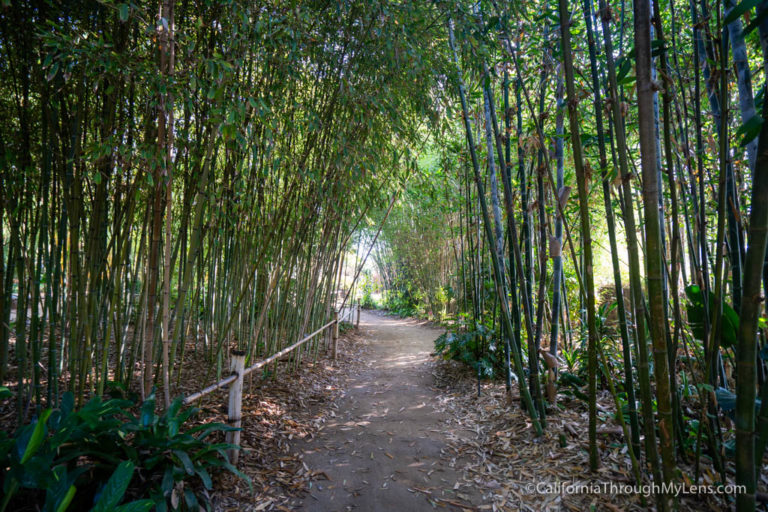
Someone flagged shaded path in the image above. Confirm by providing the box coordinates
[296,310,481,511]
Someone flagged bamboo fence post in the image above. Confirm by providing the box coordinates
[356,301,360,329]
[226,349,246,465]
[332,309,339,360]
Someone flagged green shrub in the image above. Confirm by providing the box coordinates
[359,273,379,309]
[0,391,249,512]
[360,288,377,309]
[123,393,250,511]
[433,324,502,379]
[382,289,417,317]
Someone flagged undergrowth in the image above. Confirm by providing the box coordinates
[0,389,249,512]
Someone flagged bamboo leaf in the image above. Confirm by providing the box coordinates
[725,0,760,25]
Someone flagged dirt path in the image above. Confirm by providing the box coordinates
[296,310,482,511]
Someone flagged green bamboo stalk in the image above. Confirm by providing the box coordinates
[734,64,768,512]
[597,0,664,492]
[557,0,599,470]
[585,0,641,458]
[635,0,676,507]
[448,18,543,436]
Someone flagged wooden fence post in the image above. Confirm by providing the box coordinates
[332,309,339,360]
[356,301,360,329]
[226,349,246,465]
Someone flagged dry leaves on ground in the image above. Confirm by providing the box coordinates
[198,330,369,511]
[429,359,743,512]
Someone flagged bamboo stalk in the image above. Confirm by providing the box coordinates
[635,0,676,506]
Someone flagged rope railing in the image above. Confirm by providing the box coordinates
[181,302,362,464]
[183,374,238,405]
[242,318,336,376]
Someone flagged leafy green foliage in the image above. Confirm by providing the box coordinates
[0,392,247,512]
[684,285,739,348]
[382,288,419,318]
[595,302,618,341]
[714,386,762,417]
[0,394,133,512]
[736,115,764,147]
[725,0,761,25]
[360,290,378,310]
[338,321,355,335]
[359,274,379,309]
[557,371,589,402]
[433,325,501,379]
[116,392,250,511]
[91,461,142,512]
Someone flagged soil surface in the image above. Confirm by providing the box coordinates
[296,310,482,511]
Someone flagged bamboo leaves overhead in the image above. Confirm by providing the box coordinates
[4,0,768,509]
[375,0,768,509]
[0,0,446,418]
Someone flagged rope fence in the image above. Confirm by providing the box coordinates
[182,302,362,464]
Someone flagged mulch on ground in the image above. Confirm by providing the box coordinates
[205,329,370,511]
[430,358,757,511]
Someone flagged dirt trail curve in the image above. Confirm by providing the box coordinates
[296,310,483,511]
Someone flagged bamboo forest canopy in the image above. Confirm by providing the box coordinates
[4,0,768,510]
[0,0,448,405]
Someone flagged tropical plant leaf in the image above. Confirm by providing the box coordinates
[20,409,52,464]
[113,500,155,512]
[684,285,739,348]
[91,460,135,512]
